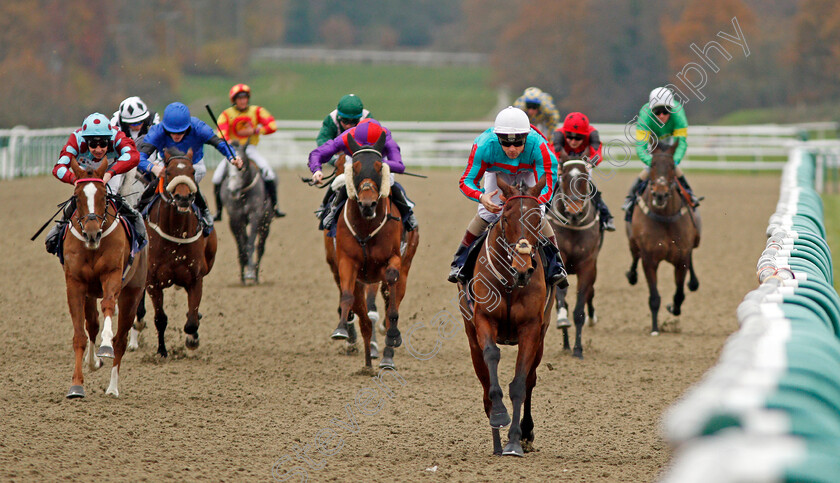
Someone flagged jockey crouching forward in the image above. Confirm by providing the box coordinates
[134,102,243,237]
[45,112,147,255]
[447,106,567,287]
[552,112,615,231]
[308,118,418,235]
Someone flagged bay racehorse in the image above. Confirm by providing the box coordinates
[322,155,383,357]
[331,133,419,370]
[221,140,274,285]
[547,156,603,358]
[626,143,701,335]
[61,156,148,398]
[141,148,218,356]
[458,177,555,457]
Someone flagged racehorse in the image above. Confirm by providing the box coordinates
[61,156,148,398]
[331,133,419,370]
[322,155,383,358]
[140,148,218,356]
[457,177,554,457]
[547,156,603,358]
[626,143,701,335]
[221,140,274,285]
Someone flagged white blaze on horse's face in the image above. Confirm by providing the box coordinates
[83,182,98,214]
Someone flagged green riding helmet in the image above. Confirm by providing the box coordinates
[337,94,364,119]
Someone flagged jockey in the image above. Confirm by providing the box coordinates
[110,96,160,187]
[513,87,561,136]
[45,112,146,254]
[313,94,373,226]
[552,112,616,231]
[447,106,567,287]
[623,86,701,220]
[135,102,243,236]
[308,118,418,234]
[211,83,285,220]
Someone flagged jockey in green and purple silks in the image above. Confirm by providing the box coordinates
[447,106,567,287]
[622,87,700,221]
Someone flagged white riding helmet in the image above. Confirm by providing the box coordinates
[649,87,675,109]
[118,96,150,123]
[493,106,530,135]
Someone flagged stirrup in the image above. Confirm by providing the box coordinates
[602,218,616,232]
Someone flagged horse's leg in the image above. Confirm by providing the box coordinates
[332,257,359,340]
[66,279,88,398]
[243,214,260,284]
[365,283,382,335]
[626,251,639,285]
[687,251,699,291]
[96,270,123,359]
[232,218,248,283]
[555,282,570,332]
[503,323,541,457]
[254,213,271,284]
[642,257,662,335]
[83,295,102,372]
[587,263,598,326]
[381,255,403,369]
[464,316,501,455]
[147,285,168,357]
[352,282,374,369]
[519,339,544,453]
[107,285,141,397]
[184,278,203,350]
[129,290,146,351]
[667,259,688,317]
[474,311,509,430]
[572,264,596,359]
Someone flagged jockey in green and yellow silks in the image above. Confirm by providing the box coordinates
[622,87,701,221]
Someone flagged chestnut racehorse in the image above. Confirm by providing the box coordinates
[62,156,148,398]
[547,157,603,358]
[142,148,218,356]
[458,177,555,457]
[323,155,383,358]
[626,143,701,335]
[331,133,419,370]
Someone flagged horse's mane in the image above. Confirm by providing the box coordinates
[164,146,188,159]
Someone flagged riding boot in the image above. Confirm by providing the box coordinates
[447,244,471,284]
[194,188,214,237]
[317,186,335,227]
[213,183,223,221]
[264,179,286,218]
[677,175,702,207]
[542,241,569,288]
[622,177,646,222]
[592,190,615,231]
[45,198,76,255]
[112,195,147,249]
[135,178,159,217]
[390,182,418,231]
[322,186,348,232]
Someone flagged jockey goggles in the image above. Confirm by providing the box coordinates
[565,133,584,141]
[86,137,109,148]
[337,116,359,127]
[498,133,526,147]
[652,106,670,116]
[524,102,540,110]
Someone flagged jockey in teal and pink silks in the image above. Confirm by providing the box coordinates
[308,118,417,235]
[447,106,567,287]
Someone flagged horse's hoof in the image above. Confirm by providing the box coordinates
[626,270,637,285]
[573,348,583,359]
[346,323,358,344]
[651,331,660,336]
[370,341,380,359]
[185,333,200,350]
[556,317,571,329]
[688,278,699,291]
[586,314,598,327]
[666,304,681,316]
[521,439,536,453]
[331,327,349,340]
[133,318,146,331]
[96,345,115,359]
[386,330,402,348]
[343,342,359,355]
[489,411,511,429]
[378,356,395,369]
[66,385,85,399]
[502,441,524,457]
[157,347,168,358]
[128,328,140,351]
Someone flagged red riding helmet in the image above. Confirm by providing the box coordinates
[563,112,590,136]
[229,83,251,103]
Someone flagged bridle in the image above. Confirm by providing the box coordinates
[159,155,197,206]
[487,194,542,292]
[69,177,119,242]
[551,161,598,230]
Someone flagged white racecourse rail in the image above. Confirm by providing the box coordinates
[0,121,836,180]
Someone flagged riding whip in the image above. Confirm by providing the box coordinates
[205,104,243,170]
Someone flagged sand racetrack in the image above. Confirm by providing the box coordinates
[0,169,778,482]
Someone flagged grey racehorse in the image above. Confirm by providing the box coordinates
[221,141,274,285]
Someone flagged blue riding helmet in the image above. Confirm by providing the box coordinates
[162,102,191,133]
[81,113,113,138]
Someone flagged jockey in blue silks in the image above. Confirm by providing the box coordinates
[447,106,567,287]
[308,118,418,235]
[134,102,243,236]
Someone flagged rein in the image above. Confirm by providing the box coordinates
[69,178,120,243]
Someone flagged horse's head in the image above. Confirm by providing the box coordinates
[162,147,197,212]
[345,132,389,220]
[558,154,593,222]
[496,176,546,288]
[69,155,109,250]
[649,142,678,209]
[225,140,255,193]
